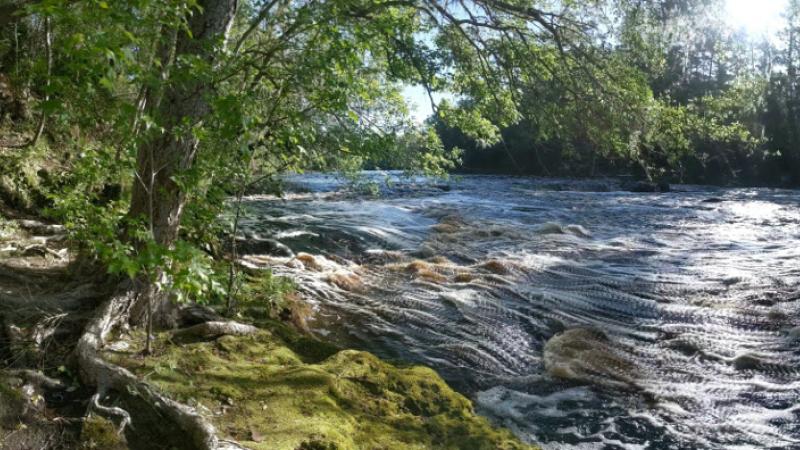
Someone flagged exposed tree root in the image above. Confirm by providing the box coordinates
[172,320,258,341]
[7,368,65,390]
[75,281,247,450]
[16,219,65,236]
[88,392,132,434]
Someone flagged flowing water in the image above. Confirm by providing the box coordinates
[238,173,800,450]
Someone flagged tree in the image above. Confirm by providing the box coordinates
[99,0,623,325]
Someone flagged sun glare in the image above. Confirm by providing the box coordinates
[725,0,787,36]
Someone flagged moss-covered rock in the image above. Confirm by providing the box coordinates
[81,415,128,450]
[107,326,537,450]
[0,375,27,427]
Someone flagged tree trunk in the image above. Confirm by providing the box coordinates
[127,0,238,326]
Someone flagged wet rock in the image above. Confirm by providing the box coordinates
[722,276,742,286]
[620,180,670,193]
[454,273,475,283]
[666,338,701,356]
[731,353,761,371]
[702,197,726,203]
[432,223,460,234]
[564,224,592,238]
[534,222,591,238]
[364,249,405,264]
[422,255,448,265]
[479,259,514,275]
[413,244,437,259]
[294,253,348,273]
[235,236,294,257]
[285,258,304,269]
[401,260,448,283]
[543,328,636,388]
[326,272,363,292]
[536,222,566,235]
[767,309,789,322]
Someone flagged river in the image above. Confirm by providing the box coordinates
[237,172,800,450]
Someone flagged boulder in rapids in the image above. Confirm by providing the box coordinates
[620,180,670,193]
[731,353,762,371]
[234,233,294,257]
[543,327,637,389]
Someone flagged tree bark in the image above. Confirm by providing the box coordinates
[129,0,239,246]
[127,0,238,326]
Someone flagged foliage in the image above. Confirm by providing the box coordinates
[3,0,800,310]
[236,269,296,315]
[441,0,789,185]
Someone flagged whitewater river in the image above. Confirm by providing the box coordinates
[238,173,800,450]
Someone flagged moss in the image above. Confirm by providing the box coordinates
[0,216,20,241]
[0,142,51,211]
[106,326,536,450]
[0,375,26,426]
[80,415,128,450]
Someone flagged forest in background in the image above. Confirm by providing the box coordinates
[1,1,800,448]
[435,1,800,186]
[1,0,798,354]
[5,1,800,196]
[2,0,800,331]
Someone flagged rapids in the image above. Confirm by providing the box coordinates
[238,173,800,450]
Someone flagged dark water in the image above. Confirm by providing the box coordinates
[238,173,800,450]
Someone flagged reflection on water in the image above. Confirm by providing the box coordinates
[238,173,800,450]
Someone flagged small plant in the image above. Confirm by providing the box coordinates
[236,269,297,318]
[0,217,18,241]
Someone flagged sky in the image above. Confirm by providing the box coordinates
[403,0,790,123]
[402,85,438,124]
[725,0,787,35]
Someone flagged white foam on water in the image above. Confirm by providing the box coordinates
[240,174,800,449]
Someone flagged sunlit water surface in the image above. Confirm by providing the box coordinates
[238,173,800,450]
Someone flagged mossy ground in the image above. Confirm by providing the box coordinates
[106,322,536,450]
[80,415,127,450]
[0,374,26,427]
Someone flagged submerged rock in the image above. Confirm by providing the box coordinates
[620,180,670,193]
[731,353,762,371]
[479,259,516,275]
[326,271,363,292]
[235,235,294,257]
[535,222,591,238]
[543,328,637,389]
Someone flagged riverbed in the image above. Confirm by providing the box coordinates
[238,173,800,450]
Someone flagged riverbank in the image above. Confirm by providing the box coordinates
[0,207,536,449]
[104,322,534,450]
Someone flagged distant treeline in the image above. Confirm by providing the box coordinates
[433,2,800,188]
